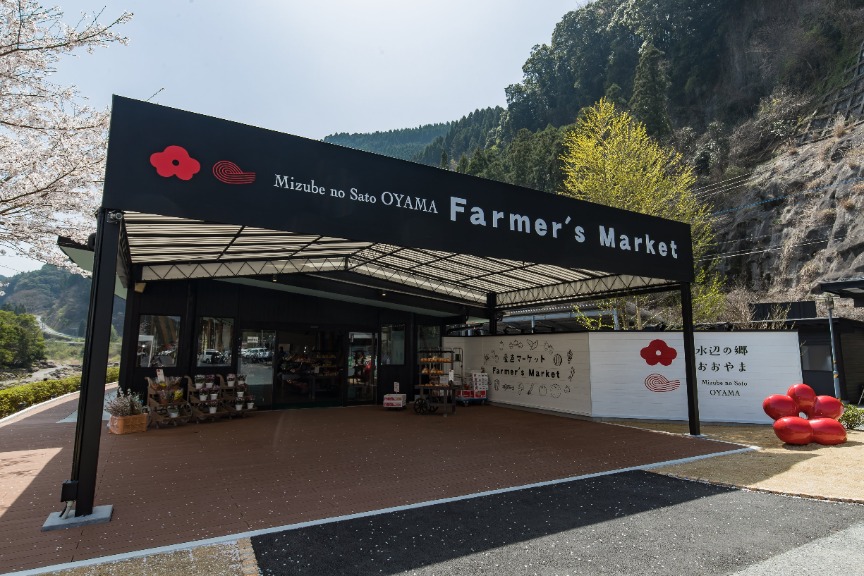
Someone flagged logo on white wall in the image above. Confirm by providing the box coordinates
[641,339,681,392]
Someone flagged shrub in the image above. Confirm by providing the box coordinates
[0,366,121,419]
[105,388,144,416]
[839,403,864,430]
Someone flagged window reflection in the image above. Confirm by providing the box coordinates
[381,325,405,365]
[197,317,234,367]
[137,315,181,367]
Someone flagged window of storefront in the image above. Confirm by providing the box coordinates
[801,342,831,371]
[381,325,405,365]
[137,315,181,367]
[418,325,441,350]
[196,317,234,367]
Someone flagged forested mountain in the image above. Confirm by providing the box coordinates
[413,107,505,167]
[324,123,451,161]
[340,0,864,184]
[0,266,124,336]
[320,0,864,312]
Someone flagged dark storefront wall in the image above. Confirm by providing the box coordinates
[124,277,443,407]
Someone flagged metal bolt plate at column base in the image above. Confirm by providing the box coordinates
[42,505,113,531]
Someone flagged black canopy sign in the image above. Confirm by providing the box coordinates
[103,96,694,282]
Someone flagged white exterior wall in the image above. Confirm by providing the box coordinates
[588,332,689,420]
[446,331,802,424]
[445,334,592,416]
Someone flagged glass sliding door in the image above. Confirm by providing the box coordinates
[347,331,377,404]
[238,329,276,408]
[274,329,343,408]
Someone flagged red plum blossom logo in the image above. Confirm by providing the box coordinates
[640,339,677,366]
[149,145,201,181]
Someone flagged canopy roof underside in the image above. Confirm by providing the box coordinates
[101,211,680,312]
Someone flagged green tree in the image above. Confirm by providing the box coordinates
[560,98,722,326]
[0,310,46,367]
[629,43,671,139]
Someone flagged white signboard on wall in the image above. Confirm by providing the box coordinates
[692,331,802,423]
[446,331,802,424]
[588,331,802,423]
[445,334,592,416]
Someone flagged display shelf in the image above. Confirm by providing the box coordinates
[146,376,192,427]
[187,374,231,422]
[222,374,256,416]
[415,349,456,415]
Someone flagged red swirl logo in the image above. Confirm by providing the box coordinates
[644,373,680,392]
[213,160,256,184]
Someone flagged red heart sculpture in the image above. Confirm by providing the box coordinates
[810,395,844,420]
[810,418,847,445]
[762,394,799,420]
[773,416,813,445]
[786,383,816,414]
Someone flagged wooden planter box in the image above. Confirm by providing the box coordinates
[108,413,148,435]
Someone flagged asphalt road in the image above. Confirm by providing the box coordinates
[251,470,864,576]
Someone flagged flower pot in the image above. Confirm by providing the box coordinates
[199,394,208,402]
[237,391,244,399]
[235,403,243,411]
[167,407,180,419]
[209,393,218,400]
[246,402,254,409]
[108,413,148,435]
[208,406,217,414]
[226,381,234,388]
[194,382,203,389]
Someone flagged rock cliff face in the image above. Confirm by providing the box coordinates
[714,120,864,317]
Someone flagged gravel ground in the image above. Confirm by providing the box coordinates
[613,420,864,502]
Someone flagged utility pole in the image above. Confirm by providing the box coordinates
[822,294,842,400]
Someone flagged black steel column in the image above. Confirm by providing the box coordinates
[63,208,122,516]
[487,293,497,335]
[680,283,701,436]
[407,313,417,399]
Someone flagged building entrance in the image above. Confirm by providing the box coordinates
[274,329,343,408]
[347,331,377,404]
[238,328,277,408]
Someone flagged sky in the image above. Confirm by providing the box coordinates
[0,0,585,276]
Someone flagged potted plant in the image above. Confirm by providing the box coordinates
[226,373,236,388]
[202,399,219,414]
[245,394,255,410]
[166,389,184,418]
[105,388,147,434]
[235,381,247,399]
